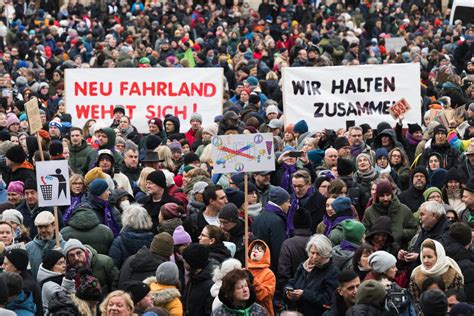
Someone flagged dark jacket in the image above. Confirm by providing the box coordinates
[444,237,474,303]
[227,219,245,265]
[285,260,339,316]
[183,260,214,316]
[373,129,404,152]
[21,270,42,316]
[276,228,310,301]
[339,175,365,218]
[5,161,35,186]
[300,190,327,232]
[84,245,119,294]
[398,167,429,212]
[17,203,63,238]
[83,127,123,173]
[120,162,141,188]
[137,192,183,232]
[183,210,210,243]
[345,304,385,316]
[68,140,93,176]
[116,246,168,289]
[60,207,114,255]
[5,290,36,316]
[421,141,460,170]
[108,229,155,269]
[411,215,450,253]
[77,194,122,233]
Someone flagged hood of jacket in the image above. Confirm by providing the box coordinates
[143,277,181,305]
[331,244,355,269]
[164,115,180,134]
[130,246,167,271]
[190,260,214,283]
[218,280,258,312]
[374,129,402,149]
[120,229,154,254]
[99,127,116,149]
[247,239,271,269]
[37,263,63,284]
[5,291,36,314]
[67,207,100,230]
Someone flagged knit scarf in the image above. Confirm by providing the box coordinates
[339,240,359,251]
[120,126,134,138]
[351,142,366,158]
[288,186,314,237]
[375,164,392,175]
[280,162,297,192]
[303,258,316,272]
[265,202,288,237]
[323,213,353,236]
[94,196,120,237]
[356,168,377,183]
[406,132,422,146]
[63,193,83,223]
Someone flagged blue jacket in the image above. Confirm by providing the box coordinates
[108,229,154,269]
[5,291,36,316]
[26,235,65,278]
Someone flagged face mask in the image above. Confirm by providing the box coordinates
[119,200,130,209]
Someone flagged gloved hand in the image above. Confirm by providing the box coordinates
[65,268,76,280]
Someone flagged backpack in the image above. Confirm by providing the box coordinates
[384,283,417,316]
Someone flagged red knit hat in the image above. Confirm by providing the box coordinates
[376,181,393,199]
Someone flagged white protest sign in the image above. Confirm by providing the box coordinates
[211,133,275,174]
[65,68,224,133]
[283,63,421,129]
[385,37,407,53]
[36,160,70,207]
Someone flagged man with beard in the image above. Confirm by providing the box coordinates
[25,211,66,278]
[252,170,276,206]
[398,166,429,211]
[348,126,375,162]
[363,181,417,247]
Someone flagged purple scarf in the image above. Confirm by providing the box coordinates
[406,132,422,146]
[340,240,359,251]
[280,163,297,193]
[323,214,353,237]
[63,194,83,223]
[94,196,120,237]
[265,203,288,238]
[288,186,314,237]
[351,142,365,158]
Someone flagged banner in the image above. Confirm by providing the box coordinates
[36,160,70,207]
[211,133,275,174]
[65,68,224,133]
[283,63,421,129]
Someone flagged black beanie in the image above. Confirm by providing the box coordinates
[145,134,162,150]
[449,222,472,246]
[124,281,150,305]
[360,124,371,135]
[334,137,350,150]
[5,249,29,271]
[48,140,63,157]
[420,290,447,316]
[42,250,65,270]
[224,188,245,209]
[146,170,167,189]
[337,158,355,176]
[183,152,200,165]
[5,145,26,164]
[24,178,37,191]
[218,203,239,223]
[0,130,10,141]
[408,123,422,134]
[445,167,461,183]
[293,208,312,230]
[182,243,209,269]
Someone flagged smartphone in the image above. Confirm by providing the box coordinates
[346,120,355,130]
[289,151,303,158]
[286,286,294,292]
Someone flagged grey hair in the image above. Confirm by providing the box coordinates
[281,311,303,316]
[420,200,446,217]
[121,203,153,230]
[306,234,333,258]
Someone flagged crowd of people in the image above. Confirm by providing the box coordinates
[0,0,472,315]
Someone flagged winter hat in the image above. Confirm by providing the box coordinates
[5,249,29,271]
[408,123,422,134]
[340,220,365,244]
[7,181,24,195]
[356,153,373,166]
[230,173,245,187]
[376,122,392,134]
[24,178,37,192]
[218,203,239,223]
[445,167,461,183]
[145,135,162,150]
[375,148,389,161]
[420,290,448,316]
[168,141,182,153]
[430,168,448,189]
[160,203,183,220]
[5,145,26,163]
[89,178,109,197]
[76,273,102,301]
[334,137,350,150]
[293,208,312,230]
[423,187,443,201]
[150,232,173,257]
[1,209,23,225]
[225,188,245,209]
[266,105,279,116]
[269,186,290,205]
[307,149,324,166]
[190,113,203,123]
[63,239,86,257]
[202,124,218,136]
[155,261,179,286]
[172,225,192,245]
[49,121,62,130]
[124,281,150,305]
[465,176,474,193]
[433,124,448,135]
[146,170,167,189]
[42,250,65,271]
[48,140,63,157]
[365,216,394,243]
[368,250,397,273]
[183,153,200,166]
[449,222,472,246]
[34,211,55,226]
[337,158,355,176]
[450,303,474,315]
[375,181,393,199]
[191,181,208,195]
[6,114,19,129]
[360,124,371,135]
[293,120,308,134]
[355,280,387,307]
[332,197,352,214]
[182,243,209,269]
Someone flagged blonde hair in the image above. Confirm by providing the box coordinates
[99,291,134,316]
[138,167,155,193]
[155,145,176,172]
[200,144,213,164]
[70,294,95,316]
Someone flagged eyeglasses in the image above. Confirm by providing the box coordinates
[199,233,209,238]
[72,182,84,186]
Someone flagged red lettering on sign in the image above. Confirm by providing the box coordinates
[74,82,112,96]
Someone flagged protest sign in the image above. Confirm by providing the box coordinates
[36,160,70,207]
[210,133,275,174]
[25,98,42,133]
[65,68,224,132]
[385,37,407,53]
[282,63,421,129]
[389,98,411,120]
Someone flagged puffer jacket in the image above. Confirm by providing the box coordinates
[143,277,183,316]
[68,140,93,176]
[26,236,66,278]
[60,207,114,255]
[83,246,118,294]
[108,228,154,268]
[36,264,75,315]
[76,194,122,234]
[331,241,358,271]
[247,240,275,316]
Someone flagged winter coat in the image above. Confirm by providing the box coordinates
[80,246,118,294]
[120,163,141,189]
[444,238,474,304]
[143,277,183,316]
[363,198,418,247]
[20,270,42,316]
[345,304,385,316]
[68,140,93,176]
[339,175,366,218]
[421,141,460,170]
[47,291,79,315]
[36,264,75,315]
[5,161,35,186]
[411,215,450,254]
[26,235,66,278]
[116,246,169,289]
[247,240,275,316]
[298,190,327,233]
[158,218,183,236]
[227,219,245,265]
[108,228,154,268]
[209,242,232,264]
[276,229,310,301]
[183,210,212,243]
[83,127,123,173]
[76,194,122,233]
[17,203,63,238]
[60,206,114,255]
[183,260,215,316]
[138,192,183,232]
[398,167,429,212]
[373,129,404,152]
[285,260,339,315]
[212,286,268,316]
[5,291,36,316]
[331,242,359,271]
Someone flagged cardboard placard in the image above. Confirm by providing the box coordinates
[25,98,42,133]
[389,98,411,120]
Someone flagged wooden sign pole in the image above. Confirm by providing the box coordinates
[244,174,249,268]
